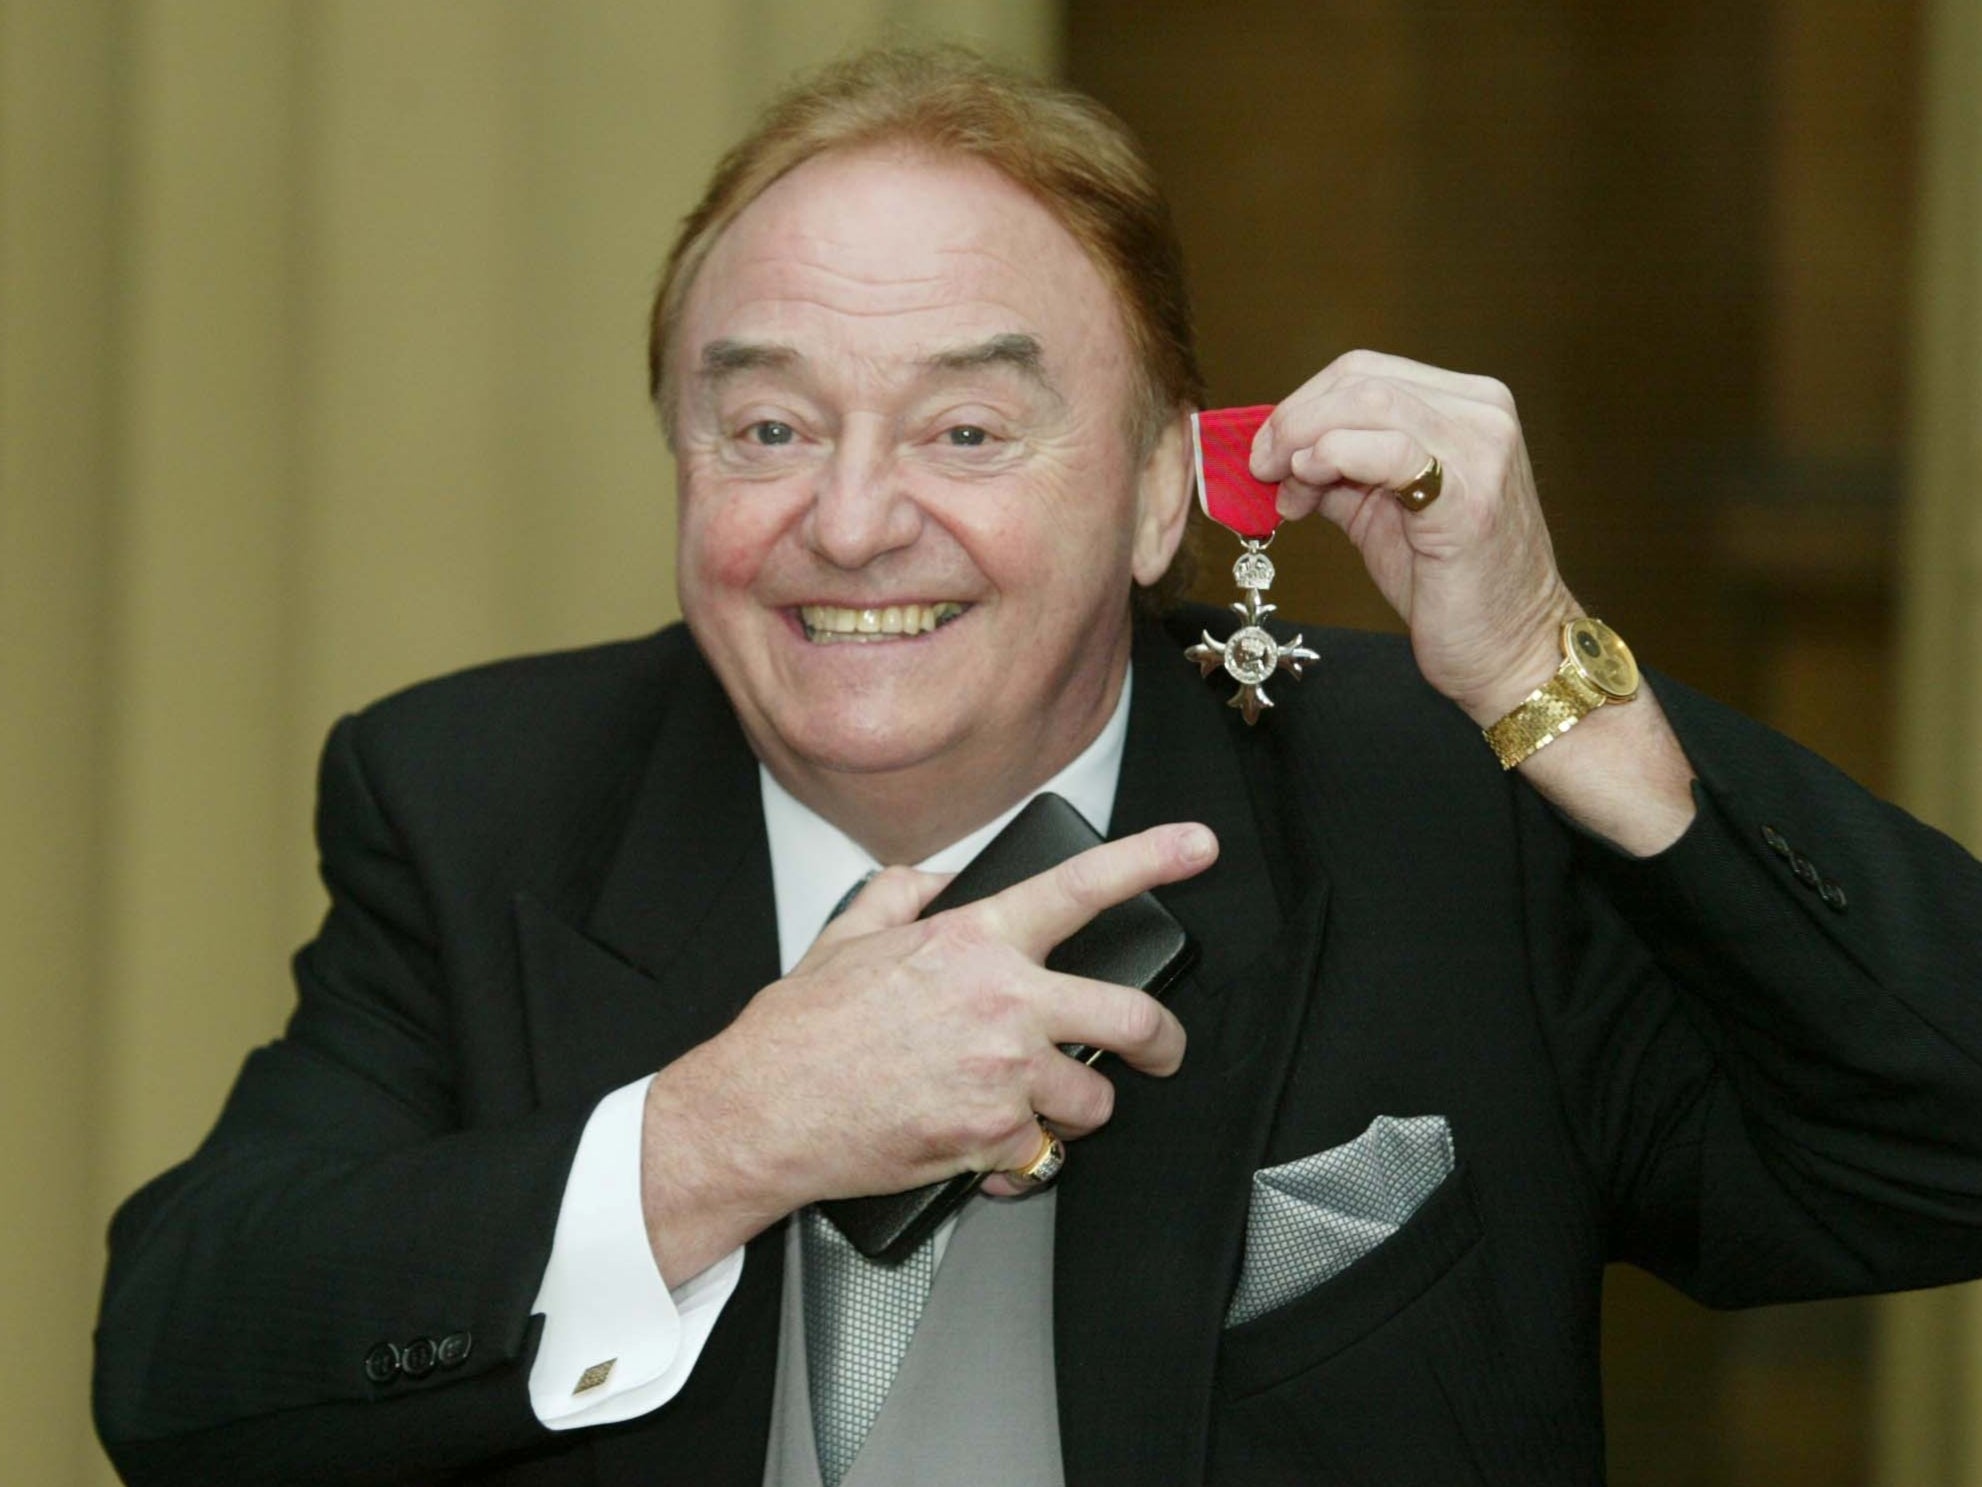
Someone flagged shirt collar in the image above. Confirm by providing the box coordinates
[760,668,1132,975]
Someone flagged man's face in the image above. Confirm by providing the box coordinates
[671,146,1189,823]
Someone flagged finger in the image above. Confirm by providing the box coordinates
[1036,973,1187,1077]
[1253,366,1510,490]
[805,865,952,956]
[1273,349,1513,423]
[1285,427,1430,496]
[979,1142,1061,1198]
[979,1174,1037,1198]
[1274,458,1413,527]
[1274,467,1415,525]
[977,1111,1078,1199]
[1313,483,1397,537]
[978,1041,1131,1196]
[1274,480,1325,522]
[971,822,1217,962]
[1025,1053,1120,1140]
[1250,380,1444,484]
[1333,351,1513,409]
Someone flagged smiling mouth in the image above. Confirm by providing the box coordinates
[799,602,969,643]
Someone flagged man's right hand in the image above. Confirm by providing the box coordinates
[638,820,1217,1283]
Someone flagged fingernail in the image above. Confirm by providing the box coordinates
[1251,423,1274,460]
[1179,825,1216,863]
[1276,490,1299,518]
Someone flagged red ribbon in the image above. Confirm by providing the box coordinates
[1193,405,1281,541]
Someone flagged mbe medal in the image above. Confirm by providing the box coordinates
[1184,405,1319,724]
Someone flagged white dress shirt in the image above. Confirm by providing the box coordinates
[528,672,1131,1427]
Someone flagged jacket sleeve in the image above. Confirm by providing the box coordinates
[93,715,581,1484]
[1527,674,1982,1306]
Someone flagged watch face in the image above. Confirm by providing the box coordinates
[1564,617,1639,699]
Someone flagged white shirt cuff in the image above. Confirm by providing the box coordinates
[528,1074,745,1428]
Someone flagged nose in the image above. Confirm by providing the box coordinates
[802,422,922,570]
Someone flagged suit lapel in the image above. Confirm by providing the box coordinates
[515,650,780,1116]
[512,646,789,1486]
[1056,626,1331,1487]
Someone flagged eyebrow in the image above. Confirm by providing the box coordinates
[695,332,1053,389]
[697,338,799,382]
[919,333,1048,382]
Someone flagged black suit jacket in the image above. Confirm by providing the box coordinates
[95,609,1982,1485]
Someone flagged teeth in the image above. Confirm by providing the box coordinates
[799,602,966,643]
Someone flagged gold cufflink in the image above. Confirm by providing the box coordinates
[574,1359,616,1394]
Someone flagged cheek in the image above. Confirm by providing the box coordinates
[1038,468,1142,573]
[958,505,1046,575]
[948,454,1140,582]
[680,483,793,595]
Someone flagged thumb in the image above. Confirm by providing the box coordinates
[805,865,953,954]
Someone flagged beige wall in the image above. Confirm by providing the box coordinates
[0,3,1053,1481]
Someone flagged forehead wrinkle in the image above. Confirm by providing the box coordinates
[727,227,1037,316]
[731,230,956,288]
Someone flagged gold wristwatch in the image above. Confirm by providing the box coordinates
[1482,617,1640,770]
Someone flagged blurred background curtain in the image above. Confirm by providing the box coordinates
[3,2,1979,1483]
[1881,0,1982,1479]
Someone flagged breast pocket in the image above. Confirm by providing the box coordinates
[1216,1160,1483,1402]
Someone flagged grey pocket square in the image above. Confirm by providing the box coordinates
[1225,1114,1455,1327]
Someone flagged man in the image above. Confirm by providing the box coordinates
[95,46,1982,1487]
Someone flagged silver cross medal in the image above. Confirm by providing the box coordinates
[1186,539,1319,724]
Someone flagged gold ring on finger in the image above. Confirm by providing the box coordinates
[1395,454,1443,511]
[1004,1121,1066,1190]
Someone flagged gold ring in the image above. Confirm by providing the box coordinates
[1395,454,1443,511]
[1005,1123,1066,1189]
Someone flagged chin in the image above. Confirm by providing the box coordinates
[769,706,973,780]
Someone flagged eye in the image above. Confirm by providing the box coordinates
[747,420,796,446]
[943,425,990,448]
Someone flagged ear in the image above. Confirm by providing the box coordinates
[1130,411,1196,587]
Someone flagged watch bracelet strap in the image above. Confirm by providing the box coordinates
[1482,663,1609,770]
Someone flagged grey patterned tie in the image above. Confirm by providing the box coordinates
[800,871,936,1486]
[801,1208,937,1485]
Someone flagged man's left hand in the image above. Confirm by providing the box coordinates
[1250,349,1698,855]
[1249,348,1575,728]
